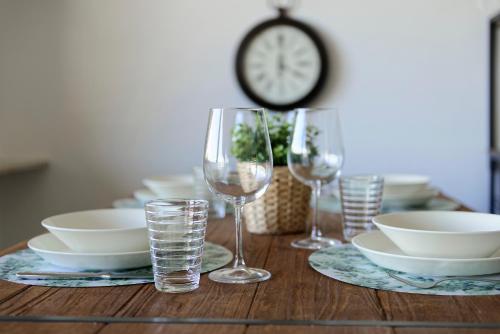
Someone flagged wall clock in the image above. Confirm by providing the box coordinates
[235,3,328,111]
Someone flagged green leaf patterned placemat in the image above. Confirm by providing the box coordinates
[309,245,500,296]
[0,242,232,288]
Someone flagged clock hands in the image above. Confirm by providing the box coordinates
[277,33,284,48]
[291,69,306,79]
[296,60,312,67]
[278,54,285,77]
[277,53,286,97]
[278,78,285,97]
[277,55,306,79]
[263,38,273,51]
[246,30,315,100]
[293,47,308,56]
[277,35,288,97]
[265,78,274,91]
[255,72,267,83]
[277,32,285,78]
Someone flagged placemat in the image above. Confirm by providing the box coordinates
[0,242,232,287]
[309,245,500,296]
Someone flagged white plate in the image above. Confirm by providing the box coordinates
[373,211,500,258]
[352,231,500,276]
[42,209,148,253]
[28,233,151,270]
[383,187,439,207]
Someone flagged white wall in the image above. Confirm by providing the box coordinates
[1,0,499,247]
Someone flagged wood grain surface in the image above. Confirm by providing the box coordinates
[0,199,498,334]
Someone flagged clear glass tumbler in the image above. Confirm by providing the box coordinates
[145,199,208,293]
[339,175,384,241]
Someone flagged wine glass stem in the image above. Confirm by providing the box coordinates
[233,204,246,268]
[310,183,321,241]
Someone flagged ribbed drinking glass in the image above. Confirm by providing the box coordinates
[145,199,208,293]
[340,175,384,241]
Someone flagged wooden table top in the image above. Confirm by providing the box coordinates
[1,201,500,334]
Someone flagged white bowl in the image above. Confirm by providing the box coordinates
[41,209,148,253]
[133,189,158,205]
[383,174,430,196]
[352,231,500,276]
[373,211,500,258]
[143,175,195,197]
[28,233,150,270]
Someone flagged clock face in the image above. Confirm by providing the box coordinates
[236,18,327,111]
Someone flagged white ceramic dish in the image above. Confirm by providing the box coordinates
[383,187,439,208]
[332,184,437,208]
[28,233,151,270]
[133,189,158,205]
[134,187,196,203]
[319,196,459,214]
[143,175,195,197]
[113,198,143,209]
[152,186,195,198]
[383,174,430,196]
[352,231,500,276]
[373,211,500,258]
[41,209,148,253]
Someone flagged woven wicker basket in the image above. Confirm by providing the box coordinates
[238,164,311,234]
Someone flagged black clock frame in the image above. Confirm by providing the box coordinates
[235,14,328,112]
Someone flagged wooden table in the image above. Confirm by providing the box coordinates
[1,202,500,333]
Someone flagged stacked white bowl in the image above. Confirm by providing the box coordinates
[352,209,500,276]
[29,209,151,270]
[142,175,196,199]
[141,171,225,218]
[133,175,194,205]
[382,174,437,208]
[372,211,500,259]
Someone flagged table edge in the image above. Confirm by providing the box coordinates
[1,315,500,329]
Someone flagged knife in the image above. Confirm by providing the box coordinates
[16,272,153,280]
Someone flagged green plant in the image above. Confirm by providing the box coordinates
[231,114,319,166]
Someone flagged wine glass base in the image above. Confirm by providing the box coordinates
[291,237,342,250]
[208,266,271,284]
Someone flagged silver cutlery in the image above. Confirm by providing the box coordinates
[16,272,153,280]
[387,272,500,289]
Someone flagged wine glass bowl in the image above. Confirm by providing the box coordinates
[204,167,271,205]
[203,108,273,284]
[287,108,344,249]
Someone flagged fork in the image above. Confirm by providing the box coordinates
[387,272,500,289]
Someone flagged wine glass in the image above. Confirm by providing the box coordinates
[203,108,273,284]
[287,108,344,249]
